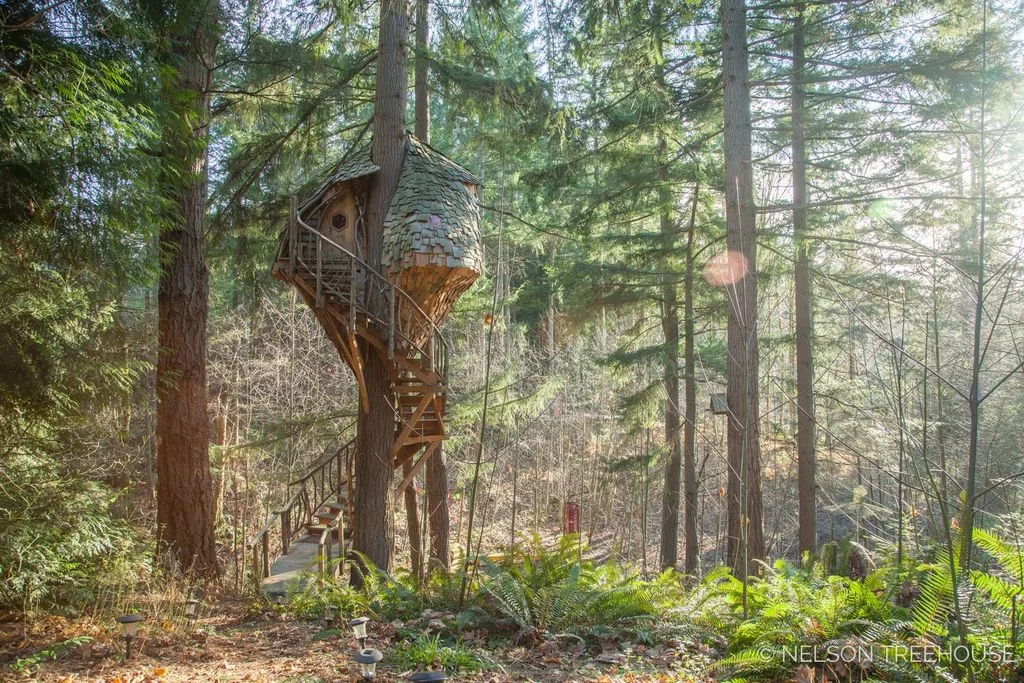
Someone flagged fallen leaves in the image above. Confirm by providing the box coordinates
[13,598,714,683]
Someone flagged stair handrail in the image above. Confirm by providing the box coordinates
[290,212,450,364]
[248,433,356,582]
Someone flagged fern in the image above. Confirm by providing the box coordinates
[482,565,532,629]
[478,537,660,638]
[913,555,954,637]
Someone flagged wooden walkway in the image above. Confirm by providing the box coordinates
[263,536,322,597]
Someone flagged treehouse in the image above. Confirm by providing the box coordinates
[271,135,482,501]
[282,137,483,338]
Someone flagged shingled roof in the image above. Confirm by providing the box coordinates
[298,144,379,215]
[381,136,484,277]
[296,135,483,279]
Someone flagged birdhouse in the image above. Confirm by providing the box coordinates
[710,393,729,414]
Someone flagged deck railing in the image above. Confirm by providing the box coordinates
[281,201,449,375]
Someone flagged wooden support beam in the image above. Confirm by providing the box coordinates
[355,322,441,386]
[396,441,440,495]
[432,394,446,434]
[392,443,420,469]
[404,434,446,444]
[390,392,433,461]
[395,384,440,395]
[347,333,370,414]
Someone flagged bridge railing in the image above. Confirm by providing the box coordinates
[249,434,355,583]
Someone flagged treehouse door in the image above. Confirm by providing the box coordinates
[319,190,359,258]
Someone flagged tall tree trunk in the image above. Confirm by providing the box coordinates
[427,445,451,570]
[657,130,683,571]
[403,460,423,580]
[683,182,700,575]
[792,3,817,559]
[547,244,557,367]
[414,0,430,142]
[722,0,764,579]
[414,0,451,572]
[958,5,988,579]
[155,1,220,579]
[352,0,408,581]
[401,0,426,579]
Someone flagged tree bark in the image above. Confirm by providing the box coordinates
[155,0,220,579]
[414,0,430,142]
[414,0,451,573]
[722,0,765,579]
[352,0,408,581]
[657,131,683,572]
[426,444,451,570]
[403,460,423,580]
[683,183,699,575]
[792,3,817,559]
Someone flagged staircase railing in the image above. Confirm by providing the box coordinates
[281,204,449,374]
[249,435,356,581]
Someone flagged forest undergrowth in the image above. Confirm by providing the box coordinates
[4,532,1022,683]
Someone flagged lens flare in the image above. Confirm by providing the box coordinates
[703,250,749,286]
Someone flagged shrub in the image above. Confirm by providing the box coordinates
[0,455,139,611]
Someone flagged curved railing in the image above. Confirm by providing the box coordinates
[249,435,356,582]
[284,200,449,375]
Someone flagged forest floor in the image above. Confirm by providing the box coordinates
[0,599,713,683]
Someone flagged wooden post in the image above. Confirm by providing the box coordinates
[337,505,346,580]
[349,261,357,335]
[316,236,323,308]
[428,332,435,373]
[442,339,449,384]
[261,531,270,579]
[388,287,396,359]
[288,196,297,276]
[322,529,332,579]
[336,446,343,492]
[318,527,330,579]
[347,451,355,523]
[281,509,291,554]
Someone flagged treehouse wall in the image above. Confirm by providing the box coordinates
[317,187,359,253]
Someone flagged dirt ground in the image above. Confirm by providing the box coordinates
[0,601,711,683]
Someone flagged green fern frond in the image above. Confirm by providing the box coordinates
[974,528,1024,582]
[483,569,532,629]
